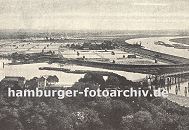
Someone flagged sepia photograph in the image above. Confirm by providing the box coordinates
[0,0,189,130]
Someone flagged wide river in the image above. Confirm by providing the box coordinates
[0,36,189,98]
[126,36,189,59]
[126,36,189,98]
[0,59,146,86]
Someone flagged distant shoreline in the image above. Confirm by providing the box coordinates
[170,37,189,45]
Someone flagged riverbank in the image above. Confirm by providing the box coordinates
[170,37,189,45]
[125,36,189,61]
[123,42,189,64]
[39,67,115,75]
[66,59,189,75]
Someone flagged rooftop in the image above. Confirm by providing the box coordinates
[2,76,25,82]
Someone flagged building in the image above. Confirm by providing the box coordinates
[0,76,26,90]
[37,76,48,88]
[37,75,59,88]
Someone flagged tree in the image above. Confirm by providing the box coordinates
[47,98,68,115]
[79,72,105,86]
[110,100,132,128]
[47,113,73,130]
[47,75,59,85]
[133,111,153,130]
[179,115,189,130]
[105,75,120,88]
[94,97,112,124]
[25,114,47,130]
[25,77,38,89]
[121,115,134,130]
[0,117,23,130]
[69,108,103,130]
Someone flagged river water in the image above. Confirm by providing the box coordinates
[1,36,189,98]
[126,36,189,59]
[126,36,189,98]
[0,59,146,86]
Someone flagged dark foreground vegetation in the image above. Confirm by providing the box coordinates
[0,73,189,130]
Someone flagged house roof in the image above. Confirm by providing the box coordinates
[37,75,51,81]
[2,76,25,82]
[37,76,47,81]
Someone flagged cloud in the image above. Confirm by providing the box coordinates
[0,0,188,30]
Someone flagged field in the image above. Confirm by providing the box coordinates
[61,49,165,65]
[0,37,168,66]
[170,38,189,45]
[0,39,60,55]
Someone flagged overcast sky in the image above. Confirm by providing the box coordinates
[0,0,189,30]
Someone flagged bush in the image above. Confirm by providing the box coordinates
[133,111,153,130]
